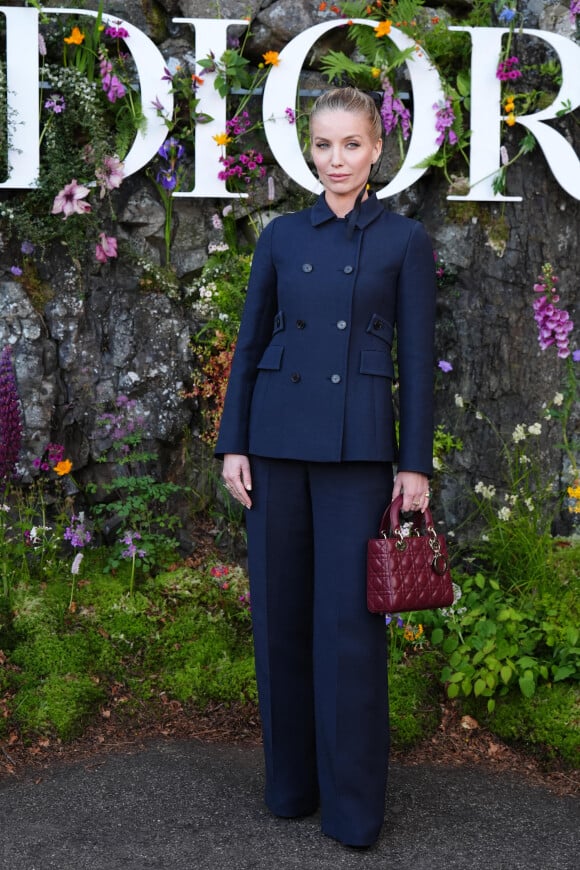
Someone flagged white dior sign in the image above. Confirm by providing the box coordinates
[2,7,580,202]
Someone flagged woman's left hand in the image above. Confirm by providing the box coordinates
[392,471,431,513]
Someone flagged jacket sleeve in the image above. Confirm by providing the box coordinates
[395,221,437,477]
[214,219,278,458]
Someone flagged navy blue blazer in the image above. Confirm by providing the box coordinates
[215,193,436,475]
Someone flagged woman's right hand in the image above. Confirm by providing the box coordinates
[222,454,253,509]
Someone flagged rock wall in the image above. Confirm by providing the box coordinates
[1,0,578,540]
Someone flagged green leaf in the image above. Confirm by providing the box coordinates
[447,683,459,699]
[474,678,487,697]
[520,131,536,153]
[487,698,496,714]
[442,636,459,654]
[456,69,471,97]
[518,675,535,698]
[500,665,512,684]
[461,677,472,696]
[431,627,444,645]
[449,671,465,683]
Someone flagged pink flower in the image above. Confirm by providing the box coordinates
[99,53,126,103]
[95,155,124,198]
[51,179,91,218]
[95,233,118,263]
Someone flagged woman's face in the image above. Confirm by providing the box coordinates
[310,109,382,207]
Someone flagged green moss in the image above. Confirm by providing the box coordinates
[143,607,256,705]
[389,653,442,749]
[14,674,106,741]
[464,683,580,767]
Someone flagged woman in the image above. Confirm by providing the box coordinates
[215,87,436,848]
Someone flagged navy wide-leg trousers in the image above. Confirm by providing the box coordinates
[245,457,392,847]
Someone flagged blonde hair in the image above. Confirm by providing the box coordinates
[310,87,383,142]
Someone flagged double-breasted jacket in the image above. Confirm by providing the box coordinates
[215,192,437,475]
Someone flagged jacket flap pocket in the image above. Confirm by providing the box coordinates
[272,310,285,335]
[257,344,284,370]
[360,350,394,378]
[366,314,394,345]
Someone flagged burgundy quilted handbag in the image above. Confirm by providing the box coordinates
[367,494,454,614]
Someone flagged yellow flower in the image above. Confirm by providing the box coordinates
[505,112,516,127]
[212,132,233,146]
[371,67,381,78]
[54,459,73,476]
[375,20,392,37]
[64,26,85,45]
[263,51,280,66]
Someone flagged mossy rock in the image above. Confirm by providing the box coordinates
[389,653,442,750]
[144,608,256,706]
[464,683,580,767]
[10,628,112,679]
[13,673,106,741]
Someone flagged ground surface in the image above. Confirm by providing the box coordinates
[1,693,578,797]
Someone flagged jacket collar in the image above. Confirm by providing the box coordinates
[310,191,384,229]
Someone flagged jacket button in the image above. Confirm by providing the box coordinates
[343,265,354,274]
[373,318,384,330]
[336,320,347,330]
[302,263,313,273]
[296,319,306,329]
[290,372,301,383]
[330,374,342,384]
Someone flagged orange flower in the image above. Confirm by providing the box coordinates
[371,67,381,78]
[375,20,392,37]
[506,113,516,126]
[191,74,204,86]
[263,50,280,66]
[330,5,341,13]
[212,132,232,146]
[54,459,73,476]
[319,1,327,9]
[64,26,85,45]
[431,17,440,24]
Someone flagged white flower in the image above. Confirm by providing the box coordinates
[475,481,496,500]
[497,506,512,521]
[208,242,229,254]
[524,497,534,512]
[519,454,531,465]
[71,552,84,575]
[512,424,526,443]
[433,456,443,471]
[0,504,9,512]
[553,392,564,406]
[475,411,483,420]
[528,422,542,436]
[218,312,229,321]
[454,394,464,408]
